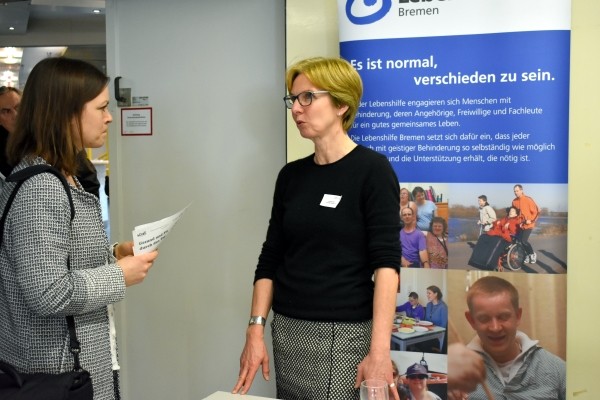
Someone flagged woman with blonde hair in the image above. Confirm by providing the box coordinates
[234,57,401,400]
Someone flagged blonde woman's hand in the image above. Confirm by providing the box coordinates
[233,325,270,394]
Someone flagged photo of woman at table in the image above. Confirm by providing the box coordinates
[394,270,447,355]
[424,286,448,329]
[419,285,448,353]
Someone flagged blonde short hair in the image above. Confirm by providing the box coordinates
[286,57,362,132]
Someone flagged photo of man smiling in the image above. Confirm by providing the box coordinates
[463,275,566,400]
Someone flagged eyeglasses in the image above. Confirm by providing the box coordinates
[408,375,428,380]
[283,90,329,109]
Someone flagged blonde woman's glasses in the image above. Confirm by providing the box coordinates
[283,90,329,109]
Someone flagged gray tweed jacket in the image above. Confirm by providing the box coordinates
[0,157,126,400]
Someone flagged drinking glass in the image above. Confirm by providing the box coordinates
[360,379,389,400]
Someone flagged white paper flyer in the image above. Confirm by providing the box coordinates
[132,204,190,255]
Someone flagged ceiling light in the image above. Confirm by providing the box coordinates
[9,27,15,31]
[0,71,17,86]
[1,71,15,80]
[2,57,19,64]
[93,9,101,13]
[0,47,23,65]
[0,47,23,58]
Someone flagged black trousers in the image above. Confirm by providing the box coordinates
[519,228,534,255]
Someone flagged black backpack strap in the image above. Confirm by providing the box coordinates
[1,165,81,371]
[5,164,75,220]
[1,165,75,245]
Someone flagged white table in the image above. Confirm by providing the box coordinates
[391,326,446,352]
[203,391,275,400]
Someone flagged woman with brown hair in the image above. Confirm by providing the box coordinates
[0,57,158,400]
[426,217,448,269]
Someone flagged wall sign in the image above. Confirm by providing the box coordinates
[121,107,153,136]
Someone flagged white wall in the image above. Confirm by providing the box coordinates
[286,0,339,162]
[105,1,284,398]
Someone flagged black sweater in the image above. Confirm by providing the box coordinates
[255,145,401,322]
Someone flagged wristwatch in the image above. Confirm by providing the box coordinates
[110,242,119,258]
[248,316,267,326]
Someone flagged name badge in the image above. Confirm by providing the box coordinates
[320,194,342,208]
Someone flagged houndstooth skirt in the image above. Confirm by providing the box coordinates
[271,313,372,400]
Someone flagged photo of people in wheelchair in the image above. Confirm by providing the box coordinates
[444,182,567,274]
[466,184,550,272]
[468,204,529,272]
[487,205,520,244]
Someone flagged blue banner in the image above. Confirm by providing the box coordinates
[337,0,570,273]
[341,31,570,183]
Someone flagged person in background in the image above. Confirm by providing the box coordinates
[233,57,401,400]
[0,86,101,197]
[424,286,448,329]
[400,207,429,268]
[426,217,448,269]
[396,292,424,320]
[477,195,496,235]
[392,360,400,387]
[468,206,520,271]
[487,206,521,244]
[412,186,436,231]
[512,184,540,263]
[416,286,448,354]
[464,276,566,400]
[400,187,417,226]
[403,363,442,400]
[0,57,159,400]
[392,360,410,400]
[0,86,21,181]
